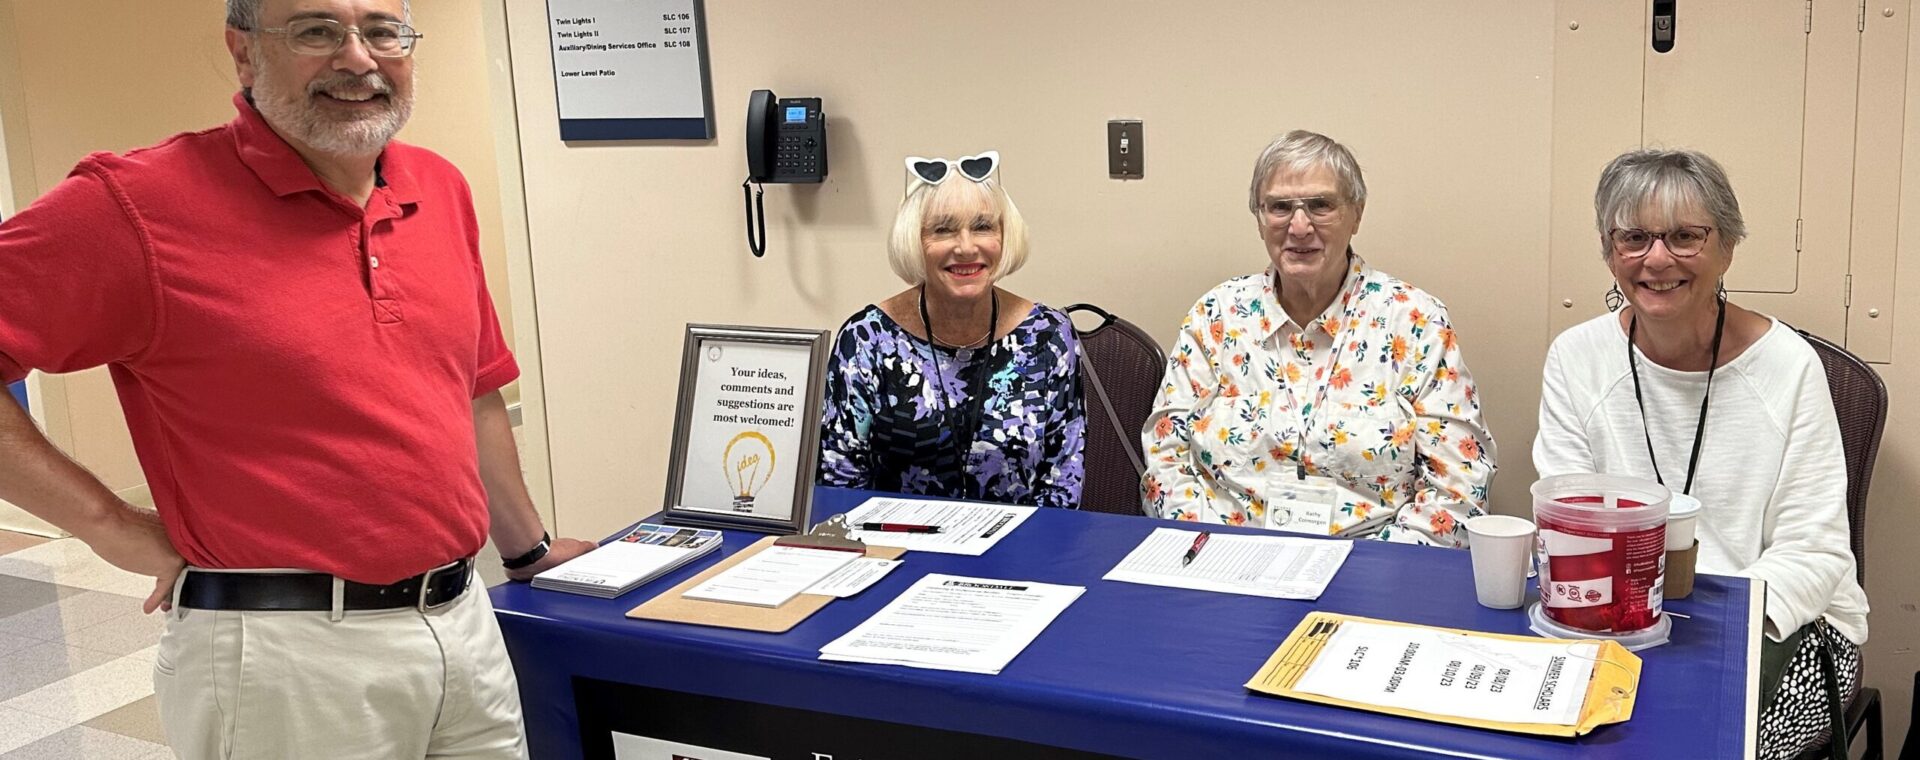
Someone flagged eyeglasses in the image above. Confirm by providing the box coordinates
[251,18,423,58]
[1608,226,1715,257]
[906,151,999,186]
[1262,196,1342,225]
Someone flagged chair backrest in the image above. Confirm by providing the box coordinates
[1065,304,1167,515]
[1794,329,1888,586]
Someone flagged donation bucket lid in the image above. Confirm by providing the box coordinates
[1530,473,1671,531]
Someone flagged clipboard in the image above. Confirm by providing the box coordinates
[1244,611,1641,737]
[627,535,906,633]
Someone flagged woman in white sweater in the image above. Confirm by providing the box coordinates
[1535,148,1869,760]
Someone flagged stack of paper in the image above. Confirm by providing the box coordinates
[843,497,1036,556]
[1287,620,1599,727]
[805,557,903,598]
[819,573,1084,675]
[532,524,722,598]
[1102,527,1352,599]
[681,545,863,608]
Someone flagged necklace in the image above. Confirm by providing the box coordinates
[921,294,995,348]
[1627,297,1725,495]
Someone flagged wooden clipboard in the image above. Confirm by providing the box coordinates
[626,535,906,633]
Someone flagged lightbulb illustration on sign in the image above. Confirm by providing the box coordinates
[723,431,776,513]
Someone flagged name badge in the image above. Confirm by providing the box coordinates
[1266,473,1338,535]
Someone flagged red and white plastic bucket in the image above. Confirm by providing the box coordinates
[1530,474,1670,634]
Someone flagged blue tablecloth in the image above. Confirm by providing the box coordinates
[492,487,1756,759]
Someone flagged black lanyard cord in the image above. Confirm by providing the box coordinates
[918,286,999,497]
[1627,296,1725,495]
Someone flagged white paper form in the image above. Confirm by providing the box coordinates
[842,497,1036,556]
[818,573,1084,675]
[805,558,902,598]
[1102,528,1353,599]
[1291,621,1598,726]
[681,546,860,607]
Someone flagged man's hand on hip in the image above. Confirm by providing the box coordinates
[78,503,186,614]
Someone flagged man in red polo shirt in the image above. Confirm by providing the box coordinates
[0,0,593,756]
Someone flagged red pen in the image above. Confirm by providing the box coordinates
[860,522,943,534]
[1182,531,1211,566]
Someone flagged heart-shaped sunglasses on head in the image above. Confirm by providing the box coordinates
[905,151,999,187]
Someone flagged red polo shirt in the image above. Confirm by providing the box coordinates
[0,94,517,584]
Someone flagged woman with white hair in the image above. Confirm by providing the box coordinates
[1535,148,1868,758]
[817,152,1085,508]
[1142,130,1496,544]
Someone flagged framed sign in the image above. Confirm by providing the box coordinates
[661,325,831,534]
[545,0,714,140]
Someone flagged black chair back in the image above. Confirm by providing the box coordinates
[1066,304,1166,515]
[1795,329,1888,586]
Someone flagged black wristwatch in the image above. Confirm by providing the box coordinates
[502,531,552,570]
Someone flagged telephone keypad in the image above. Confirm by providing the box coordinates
[774,133,819,174]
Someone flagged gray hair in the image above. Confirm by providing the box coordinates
[227,0,411,29]
[1593,148,1747,258]
[1247,130,1368,214]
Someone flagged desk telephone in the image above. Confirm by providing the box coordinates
[743,89,827,257]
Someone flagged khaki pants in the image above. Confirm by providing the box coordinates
[154,571,527,759]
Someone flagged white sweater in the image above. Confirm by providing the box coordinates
[1534,314,1869,645]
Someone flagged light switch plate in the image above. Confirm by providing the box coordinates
[1108,120,1143,179]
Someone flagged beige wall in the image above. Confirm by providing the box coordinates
[1867,9,1920,749]
[503,0,1914,750]
[0,0,518,489]
[505,1,1555,537]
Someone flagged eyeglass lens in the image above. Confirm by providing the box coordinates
[285,19,417,56]
[1611,226,1711,255]
[1265,197,1339,221]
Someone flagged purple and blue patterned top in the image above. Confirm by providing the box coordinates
[817,303,1086,508]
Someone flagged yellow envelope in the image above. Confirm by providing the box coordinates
[1244,611,1640,737]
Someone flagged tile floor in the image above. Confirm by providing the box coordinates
[0,532,168,758]
[0,531,510,759]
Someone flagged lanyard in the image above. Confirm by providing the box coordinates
[1281,262,1365,476]
[1626,297,1724,495]
[919,287,998,494]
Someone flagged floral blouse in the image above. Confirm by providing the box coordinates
[818,303,1086,508]
[1141,255,1496,546]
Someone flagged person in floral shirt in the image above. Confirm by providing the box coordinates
[1140,130,1496,546]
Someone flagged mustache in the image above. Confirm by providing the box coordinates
[305,72,394,97]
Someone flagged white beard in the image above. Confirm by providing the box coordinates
[249,49,413,157]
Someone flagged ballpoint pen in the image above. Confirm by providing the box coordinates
[1182,531,1211,566]
[859,522,943,533]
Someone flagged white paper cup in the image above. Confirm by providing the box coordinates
[1666,494,1701,552]
[1466,515,1537,609]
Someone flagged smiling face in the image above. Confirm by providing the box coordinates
[228,0,415,156]
[1607,199,1731,324]
[918,187,1003,304]
[1257,164,1363,296]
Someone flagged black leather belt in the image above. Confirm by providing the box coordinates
[176,557,474,613]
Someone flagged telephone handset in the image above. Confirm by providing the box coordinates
[743,89,827,257]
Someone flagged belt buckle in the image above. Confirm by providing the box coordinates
[416,558,468,612]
